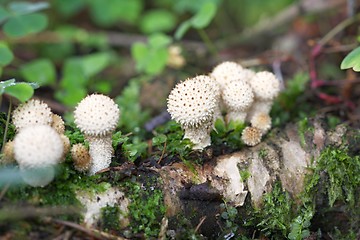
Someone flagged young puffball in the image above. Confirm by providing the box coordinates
[167,75,219,150]
[71,143,91,172]
[247,71,280,133]
[74,94,120,175]
[13,125,64,187]
[12,99,52,131]
[241,126,262,147]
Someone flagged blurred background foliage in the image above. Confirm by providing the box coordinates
[0,0,297,128]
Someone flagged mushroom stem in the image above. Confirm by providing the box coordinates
[183,121,212,150]
[86,135,113,175]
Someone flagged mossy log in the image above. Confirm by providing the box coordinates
[78,117,360,239]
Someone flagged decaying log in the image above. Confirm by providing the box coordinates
[79,117,359,238]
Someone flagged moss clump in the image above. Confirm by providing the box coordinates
[100,205,122,232]
[120,176,166,238]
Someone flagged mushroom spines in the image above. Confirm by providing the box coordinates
[13,125,63,168]
[222,80,254,111]
[12,99,53,131]
[167,76,218,128]
[211,61,243,87]
[74,94,120,136]
[249,71,280,100]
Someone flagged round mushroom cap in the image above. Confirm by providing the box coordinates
[12,99,52,131]
[251,112,271,133]
[222,80,254,111]
[249,71,280,100]
[19,164,56,187]
[167,75,218,128]
[13,125,63,169]
[74,94,120,136]
[211,61,243,88]
[71,143,91,172]
[241,126,262,146]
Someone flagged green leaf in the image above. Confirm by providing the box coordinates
[148,33,172,48]
[191,2,216,29]
[53,0,85,17]
[174,20,191,40]
[3,13,47,37]
[0,78,16,95]
[89,0,143,26]
[340,46,360,71]
[4,82,34,102]
[80,52,113,78]
[55,87,87,107]
[0,6,9,23]
[20,59,56,86]
[139,9,177,34]
[0,42,14,66]
[8,1,49,15]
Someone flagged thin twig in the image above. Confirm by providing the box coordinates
[157,141,167,164]
[48,217,128,240]
[1,99,12,154]
[194,216,207,233]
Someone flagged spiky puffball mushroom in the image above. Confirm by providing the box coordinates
[250,112,272,134]
[71,143,91,172]
[222,80,254,123]
[13,125,64,187]
[74,94,120,175]
[247,71,280,121]
[51,114,65,134]
[12,99,52,131]
[167,75,218,150]
[1,140,15,164]
[210,61,243,89]
[241,126,262,147]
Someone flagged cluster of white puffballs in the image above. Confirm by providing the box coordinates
[167,61,281,149]
[2,94,120,187]
[3,100,70,187]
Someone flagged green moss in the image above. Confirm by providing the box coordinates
[297,117,313,147]
[152,120,193,159]
[258,148,268,158]
[120,176,166,238]
[251,182,294,238]
[239,170,251,181]
[100,205,121,232]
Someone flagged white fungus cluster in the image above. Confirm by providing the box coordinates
[210,61,281,146]
[167,62,280,148]
[73,94,120,175]
[167,75,219,149]
[7,99,71,187]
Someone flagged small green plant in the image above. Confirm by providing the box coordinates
[211,119,245,151]
[100,205,122,232]
[220,202,239,233]
[341,46,360,72]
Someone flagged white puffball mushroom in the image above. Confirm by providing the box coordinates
[250,112,272,134]
[12,99,53,131]
[13,125,64,187]
[241,126,263,147]
[222,80,254,123]
[247,71,280,124]
[167,75,219,150]
[74,94,120,174]
[210,61,244,89]
[71,143,91,172]
[249,71,280,101]
[51,114,65,134]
